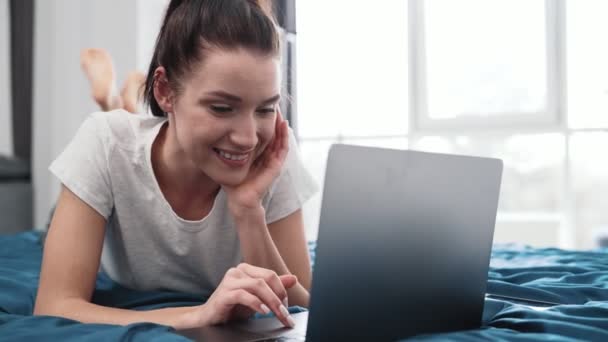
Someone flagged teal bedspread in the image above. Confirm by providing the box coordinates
[1,232,607,341]
[409,245,608,341]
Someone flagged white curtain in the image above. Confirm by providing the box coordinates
[0,0,12,156]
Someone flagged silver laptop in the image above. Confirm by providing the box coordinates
[177,144,503,341]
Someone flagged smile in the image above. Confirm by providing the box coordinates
[213,148,250,166]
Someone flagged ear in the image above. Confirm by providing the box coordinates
[153,66,175,113]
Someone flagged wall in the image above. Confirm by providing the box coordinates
[32,0,138,229]
[31,0,170,229]
[135,0,168,72]
[0,0,12,157]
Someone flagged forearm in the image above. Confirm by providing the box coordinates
[35,298,198,329]
[234,210,310,307]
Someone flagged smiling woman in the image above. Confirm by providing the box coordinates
[150,48,283,188]
[34,0,317,331]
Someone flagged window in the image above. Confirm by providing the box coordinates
[296,0,409,238]
[410,0,562,130]
[296,0,608,249]
[567,0,608,129]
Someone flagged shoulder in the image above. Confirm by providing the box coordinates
[278,127,309,181]
[264,127,319,215]
[86,110,166,151]
[283,128,301,170]
[267,128,319,204]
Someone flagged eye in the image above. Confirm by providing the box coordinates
[210,105,233,114]
[257,107,276,115]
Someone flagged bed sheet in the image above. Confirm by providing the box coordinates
[1,232,606,341]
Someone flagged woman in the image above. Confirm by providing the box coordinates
[34,0,317,330]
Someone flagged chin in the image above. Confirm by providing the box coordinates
[216,177,246,187]
[210,170,249,187]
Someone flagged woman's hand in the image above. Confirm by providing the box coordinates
[178,263,298,329]
[223,111,289,217]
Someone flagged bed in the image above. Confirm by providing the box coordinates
[1,231,607,341]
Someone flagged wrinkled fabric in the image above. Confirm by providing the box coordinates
[1,232,607,341]
[407,244,608,341]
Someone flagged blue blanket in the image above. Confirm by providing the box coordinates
[1,232,607,341]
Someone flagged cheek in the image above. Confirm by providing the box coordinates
[259,122,277,146]
[261,119,278,140]
[174,117,214,157]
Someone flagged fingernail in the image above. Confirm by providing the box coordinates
[260,304,271,314]
[286,315,296,328]
[279,304,295,328]
[282,298,288,308]
[279,304,289,318]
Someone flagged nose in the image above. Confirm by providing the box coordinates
[230,114,258,150]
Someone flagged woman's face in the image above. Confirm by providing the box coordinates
[169,48,281,186]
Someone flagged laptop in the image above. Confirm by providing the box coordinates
[177,144,503,341]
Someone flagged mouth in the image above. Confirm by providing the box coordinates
[212,148,251,167]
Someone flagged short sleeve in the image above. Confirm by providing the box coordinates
[49,112,114,219]
[265,128,319,224]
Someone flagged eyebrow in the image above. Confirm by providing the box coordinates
[206,91,281,105]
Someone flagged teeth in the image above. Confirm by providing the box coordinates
[217,149,248,161]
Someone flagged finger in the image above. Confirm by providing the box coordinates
[268,119,282,159]
[276,107,284,130]
[272,108,285,152]
[279,274,298,308]
[237,264,288,301]
[268,109,280,152]
[257,133,279,171]
[262,139,277,168]
[221,289,270,316]
[253,140,276,172]
[231,277,295,328]
[273,111,284,152]
[224,266,246,281]
[236,264,293,324]
[279,274,298,289]
[278,119,289,161]
[264,121,288,170]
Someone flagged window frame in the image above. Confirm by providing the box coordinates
[296,0,608,248]
[408,0,567,133]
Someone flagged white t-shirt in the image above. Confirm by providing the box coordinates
[49,110,318,296]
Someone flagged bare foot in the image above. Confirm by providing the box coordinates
[80,48,122,111]
[120,71,146,114]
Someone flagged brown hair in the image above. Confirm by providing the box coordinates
[143,0,280,117]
